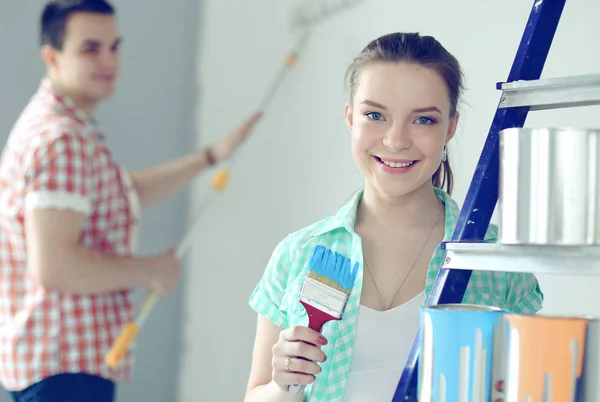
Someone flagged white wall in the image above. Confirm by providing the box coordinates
[178,0,600,401]
[0,1,198,401]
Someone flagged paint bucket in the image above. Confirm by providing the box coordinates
[418,304,505,402]
[490,314,590,402]
[499,127,600,245]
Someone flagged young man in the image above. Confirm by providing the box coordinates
[0,1,261,401]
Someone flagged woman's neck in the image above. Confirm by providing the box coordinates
[356,182,443,229]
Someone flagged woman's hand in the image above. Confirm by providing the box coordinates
[270,325,328,392]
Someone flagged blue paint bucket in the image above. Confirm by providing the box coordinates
[418,304,505,402]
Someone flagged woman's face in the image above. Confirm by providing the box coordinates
[345,62,458,198]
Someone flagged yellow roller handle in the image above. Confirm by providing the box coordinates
[211,169,230,192]
[285,54,298,67]
[105,322,140,368]
[105,291,158,368]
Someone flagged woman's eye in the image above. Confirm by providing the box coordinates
[416,116,435,125]
[366,112,384,121]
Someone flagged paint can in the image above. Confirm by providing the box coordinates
[418,303,505,402]
[499,127,600,245]
[490,314,590,402]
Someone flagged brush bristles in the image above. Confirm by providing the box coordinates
[307,270,352,295]
[308,245,358,292]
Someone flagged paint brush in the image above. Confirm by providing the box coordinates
[288,245,358,397]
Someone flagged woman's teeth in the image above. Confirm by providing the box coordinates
[381,159,414,168]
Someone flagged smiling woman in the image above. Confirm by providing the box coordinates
[244,32,543,402]
[345,62,456,200]
[344,33,461,197]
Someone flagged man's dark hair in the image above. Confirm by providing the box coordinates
[40,0,115,50]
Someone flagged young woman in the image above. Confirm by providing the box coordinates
[244,32,543,402]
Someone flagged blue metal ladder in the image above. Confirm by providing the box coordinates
[392,0,568,400]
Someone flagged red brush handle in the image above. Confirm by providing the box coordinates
[300,300,339,332]
[288,301,341,397]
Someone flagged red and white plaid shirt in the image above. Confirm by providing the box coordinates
[0,77,141,391]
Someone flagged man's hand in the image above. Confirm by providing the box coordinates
[211,112,263,162]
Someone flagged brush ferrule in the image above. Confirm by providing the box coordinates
[299,277,349,319]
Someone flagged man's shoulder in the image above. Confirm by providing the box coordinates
[11,103,91,152]
[19,99,85,134]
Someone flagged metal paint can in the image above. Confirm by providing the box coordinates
[490,314,590,402]
[418,304,505,402]
[499,127,600,245]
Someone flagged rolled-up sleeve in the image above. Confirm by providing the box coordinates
[249,236,294,328]
[24,131,94,216]
[505,272,544,314]
[485,224,544,313]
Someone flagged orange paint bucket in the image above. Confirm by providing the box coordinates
[490,314,590,402]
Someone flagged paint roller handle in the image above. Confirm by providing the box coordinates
[174,168,231,262]
[104,251,180,367]
[105,322,140,368]
[105,289,161,367]
[120,168,229,328]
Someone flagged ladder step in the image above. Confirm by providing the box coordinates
[442,242,600,276]
[498,74,600,110]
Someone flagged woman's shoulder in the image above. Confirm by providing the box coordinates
[272,213,355,272]
[272,190,362,263]
[249,211,357,327]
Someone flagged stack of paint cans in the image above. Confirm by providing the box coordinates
[418,305,600,402]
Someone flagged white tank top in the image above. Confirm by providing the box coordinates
[342,292,424,402]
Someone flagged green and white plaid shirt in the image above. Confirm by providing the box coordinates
[249,188,543,401]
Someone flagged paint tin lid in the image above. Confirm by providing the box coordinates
[425,303,505,312]
[506,312,596,321]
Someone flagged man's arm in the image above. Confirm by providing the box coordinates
[131,112,262,208]
[130,149,212,208]
[26,207,181,294]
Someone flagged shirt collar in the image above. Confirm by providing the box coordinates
[308,189,363,237]
[38,77,92,126]
[37,77,105,141]
[308,187,461,238]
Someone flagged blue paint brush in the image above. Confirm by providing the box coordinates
[288,245,359,396]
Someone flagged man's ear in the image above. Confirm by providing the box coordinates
[41,44,59,70]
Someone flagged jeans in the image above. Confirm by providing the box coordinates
[8,373,115,402]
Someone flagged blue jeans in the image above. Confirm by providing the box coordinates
[8,373,115,402]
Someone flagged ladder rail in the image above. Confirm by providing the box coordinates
[391,0,567,400]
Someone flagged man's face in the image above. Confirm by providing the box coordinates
[46,12,121,106]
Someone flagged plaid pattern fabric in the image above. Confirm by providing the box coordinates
[249,187,543,401]
[0,78,141,391]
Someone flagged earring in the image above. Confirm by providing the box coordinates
[441,145,447,162]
